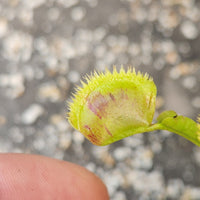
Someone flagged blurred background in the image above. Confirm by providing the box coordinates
[0,0,200,199]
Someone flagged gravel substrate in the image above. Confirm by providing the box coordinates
[0,0,200,199]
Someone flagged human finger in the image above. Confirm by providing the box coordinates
[0,153,109,200]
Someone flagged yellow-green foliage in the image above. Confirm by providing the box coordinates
[68,67,200,146]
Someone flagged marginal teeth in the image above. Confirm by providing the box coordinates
[68,66,157,145]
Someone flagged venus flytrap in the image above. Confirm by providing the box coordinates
[68,67,200,146]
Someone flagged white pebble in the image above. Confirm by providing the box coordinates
[94,44,106,58]
[0,18,8,38]
[113,147,131,161]
[128,43,141,56]
[103,170,124,196]
[93,27,107,41]
[68,70,80,83]
[21,104,44,125]
[23,65,35,81]
[180,21,198,40]
[18,8,34,26]
[192,96,200,108]
[161,40,175,53]
[127,170,164,195]
[182,76,196,89]
[166,179,184,199]
[123,134,143,148]
[48,8,60,21]
[169,67,181,79]
[131,147,153,170]
[37,82,62,102]
[0,73,25,98]
[85,162,96,173]
[57,0,79,8]
[151,141,162,154]
[59,132,72,150]
[21,0,46,9]
[33,138,45,150]
[70,7,86,21]
[51,115,70,132]
[9,127,24,143]
[73,130,85,145]
[34,37,48,55]
[3,32,33,62]
[85,0,98,7]
[184,187,200,199]
[111,191,126,200]
[104,51,115,65]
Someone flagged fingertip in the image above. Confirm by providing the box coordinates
[0,153,109,200]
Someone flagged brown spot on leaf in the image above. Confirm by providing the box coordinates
[105,126,112,136]
[87,92,108,119]
[148,93,153,109]
[109,93,115,101]
[84,125,101,145]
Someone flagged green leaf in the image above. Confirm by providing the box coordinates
[156,111,200,146]
[68,67,200,146]
[68,67,157,145]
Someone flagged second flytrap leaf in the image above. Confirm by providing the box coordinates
[68,67,200,146]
